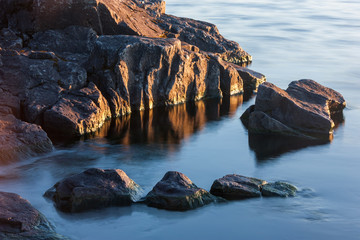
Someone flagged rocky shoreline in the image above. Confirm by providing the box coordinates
[0,0,347,239]
[0,0,265,161]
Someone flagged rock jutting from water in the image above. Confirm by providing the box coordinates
[145,171,218,211]
[241,79,346,139]
[45,168,142,213]
[0,0,265,152]
[210,174,297,199]
[0,191,68,240]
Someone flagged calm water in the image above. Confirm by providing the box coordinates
[1,0,360,239]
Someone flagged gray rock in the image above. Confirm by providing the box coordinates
[262,181,297,198]
[210,174,267,199]
[241,80,346,138]
[145,171,216,211]
[135,0,166,17]
[0,28,23,49]
[29,26,98,61]
[43,83,111,137]
[0,114,53,163]
[0,192,67,240]
[45,168,142,213]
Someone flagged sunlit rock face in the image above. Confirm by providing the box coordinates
[241,79,346,139]
[145,171,217,211]
[87,35,245,114]
[45,168,142,213]
[0,191,67,239]
[0,0,264,143]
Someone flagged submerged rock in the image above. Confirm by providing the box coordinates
[262,181,297,198]
[241,80,346,139]
[0,191,67,240]
[145,171,217,211]
[210,174,266,199]
[45,168,142,213]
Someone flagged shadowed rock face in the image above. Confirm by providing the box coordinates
[145,171,217,211]
[210,174,266,199]
[210,174,297,199]
[0,191,67,239]
[241,79,346,139]
[0,0,164,37]
[45,168,142,213]
[0,114,53,164]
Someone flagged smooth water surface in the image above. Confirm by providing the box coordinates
[1,0,360,239]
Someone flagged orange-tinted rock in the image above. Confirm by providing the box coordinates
[241,79,346,138]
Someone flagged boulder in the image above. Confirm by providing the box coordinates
[262,181,297,198]
[0,191,67,240]
[0,114,53,164]
[210,174,266,199]
[145,171,217,211]
[241,80,346,138]
[210,174,298,199]
[43,83,111,137]
[45,168,142,213]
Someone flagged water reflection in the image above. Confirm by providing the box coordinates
[105,95,243,146]
[52,95,244,148]
[249,134,331,162]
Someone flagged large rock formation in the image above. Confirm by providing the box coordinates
[241,80,346,139]
[145,171,217,211]
[0,0,265,158]
[0,191,67,240]
[45,168,142,213]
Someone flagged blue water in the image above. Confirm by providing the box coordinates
[1,0,360,239]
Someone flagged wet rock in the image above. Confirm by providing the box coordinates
[0,114,53,164]
[45,168,142,213]
[210,174,267,199]
[43,83,111,137]
[241,80,346,138]
[158,14,252,65]
[262,181,297,198]
[0,192,67,240]
[145,171,216,211]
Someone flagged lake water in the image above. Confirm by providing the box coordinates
[1,0,360,239]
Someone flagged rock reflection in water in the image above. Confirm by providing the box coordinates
[105,95,243,146]
[249,134,331,162]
